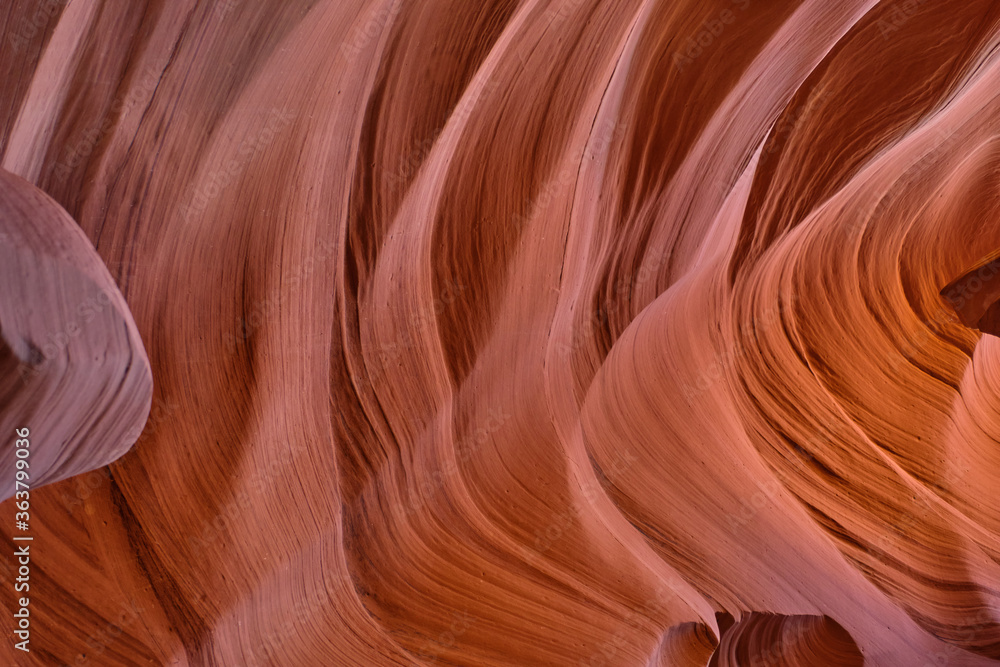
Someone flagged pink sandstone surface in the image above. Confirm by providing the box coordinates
[1,1,1000,665]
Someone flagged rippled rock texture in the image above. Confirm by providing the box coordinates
[2,0,1000,665]
[0,168,151,502]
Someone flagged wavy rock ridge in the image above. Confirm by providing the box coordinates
[2,0,1000,665]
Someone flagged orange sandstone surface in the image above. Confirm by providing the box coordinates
[1,1,1000,665]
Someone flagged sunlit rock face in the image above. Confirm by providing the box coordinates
[2,0,1000,665]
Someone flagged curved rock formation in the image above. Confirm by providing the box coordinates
[942,256,1000,336]
[708,613,864,667]
[1,0,1000,665]
[0,168,151,501]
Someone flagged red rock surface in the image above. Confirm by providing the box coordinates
[2,0,1000,665]
[0,168,151,501]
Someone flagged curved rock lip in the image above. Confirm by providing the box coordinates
[941,255,1000,335]
[0,168,151,500]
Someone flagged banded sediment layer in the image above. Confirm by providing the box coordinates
[2,0,1000,665]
